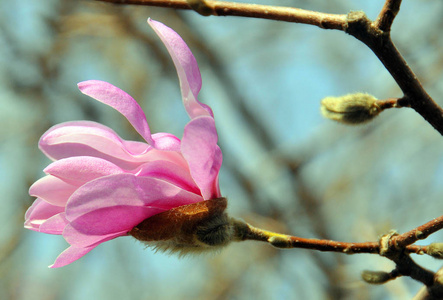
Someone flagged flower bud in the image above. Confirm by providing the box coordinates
[361,270,395,284]
[320,93,381,125]
[129,197,235,255]
[427,243,443,259]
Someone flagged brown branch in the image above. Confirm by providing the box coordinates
[413,267,443,300]
[95,0,348,30]
[375,0,402,32]
[391,215,443,249]
[376,97,404,109]
[388,252,435,287]
[344,11,443,135]
[231,214,443,261]
[234,218,442,289]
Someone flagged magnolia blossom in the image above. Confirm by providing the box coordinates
[25,19,222,268]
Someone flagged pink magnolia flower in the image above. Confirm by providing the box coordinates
[24,19,223,268]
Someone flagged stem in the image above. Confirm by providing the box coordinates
[345,11,443,135]
[391,215,443,249]
[377,97,403,110]
[390,252,435,287]
[232,219,428,256]
[375,0,402,32]
[95,0,348,29]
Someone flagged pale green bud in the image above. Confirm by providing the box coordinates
[427,243,443,259]
[361,270,395,284]
[320,93,381,125]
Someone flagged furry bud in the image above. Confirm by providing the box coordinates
[129,198,235,255]
[362,270,395,284]
[427,243,443,259]
[320,93,381,125]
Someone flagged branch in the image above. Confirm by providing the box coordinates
[233,219,433,256]
[95,0,348,30]
[374,0,402,32]
[413,267,443,300]
[390,215,443,249]
[230,217,443,292]
[344,10,443,135]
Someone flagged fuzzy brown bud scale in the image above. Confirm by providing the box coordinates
[129,197,235,255]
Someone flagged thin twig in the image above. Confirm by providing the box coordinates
[391,215,443,249]
[376,97,403,109]
[344,11,443,135]
[95,0,348,30]
[388,252,435,287]
[375,0,402,32]
[234,219,429,256]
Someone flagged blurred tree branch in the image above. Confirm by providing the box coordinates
[94,0,348,29]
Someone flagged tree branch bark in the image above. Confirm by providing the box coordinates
[95,0,348,29]
[375,0,402,32]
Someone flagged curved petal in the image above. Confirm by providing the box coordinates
[181,116,222,199]
[39,213,68,234]
[63,173,203,247]
[63,211,152,248]
[78,80,156,146]
[148,19,213,119]
[151,132,181,152]
[135,160,199,194]
[44,156,124,186]
[50,245,95,268]
[24,198,65,232]
[29,176,78,207]
[39,121,183,170]
[40,121,150,168]
[66,173,203,222]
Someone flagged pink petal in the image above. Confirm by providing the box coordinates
[148,19,213,119]
[63,173,203,247]
[40,121,151,168]
[181,116,222,199]
[29,176,78,207]
[39,213,68,234]
[151,132,182,152]
[44,156,124,185]
[135,160,199,194]
[136,176,204,208]
[65,174,203,222]
[50,245,95,268]
[24,198,65,232]
[65,174,150,222]
[63,214,149,248]
[39,121,183,170]
[78,80,156,146]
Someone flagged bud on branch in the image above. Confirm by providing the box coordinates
[320,93,382,125]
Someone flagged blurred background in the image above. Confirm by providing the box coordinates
[1,0,443,299]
